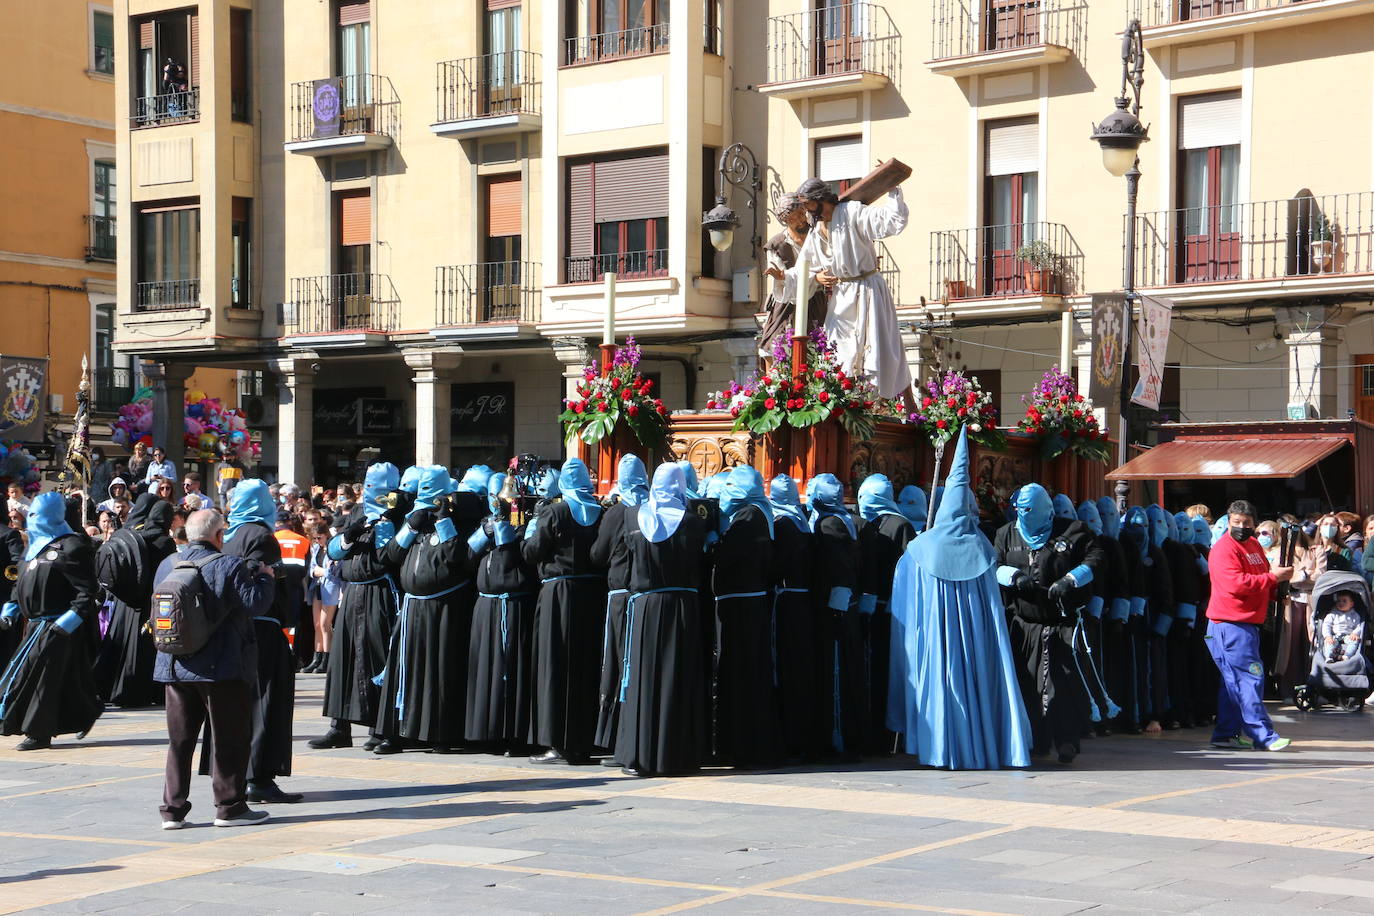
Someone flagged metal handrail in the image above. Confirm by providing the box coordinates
[1131,0,1302,27]
[929,221,1083,299]
[286,273,400,333]
[288,74,400,143]
[436,261,541,325]
[132,89,200,128]
[86,215,116,262]
[93,366,133,413]
[930,0,1086,60]
[763,3,901,88]
[565,249,669,284]
[564,23,670,65]
[436,51,542,122]
[136,279,201,311]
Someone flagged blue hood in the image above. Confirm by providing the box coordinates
[456,465,493,495]
[1077,500,1103,536]
[1146,504,1170,548]
[1173,512,1194,546]
[535,466,561,500]
[1211,516,1228,546]
[897,484,928,529]
[487,473,507,516]
[226,479,274,542]
[363,462,400,522]
[639,462,687,543]
[399,465,423,495]
[703,474,728,500]
[907,426,997,582]
[25,491,75,561]
[1122,506,1150,560]
[858,474,906,524]
[768,474,809,533]
[1052,493,1077,521]
[615,455,649,508]
[415,465,455,510]
[720,465,774,537]
[1095,496,1121,538]
[1192,516,1212,552]
[807,473,856,539]
[1013,484,1054,550]
[675,460,700,500]
[559,457,601,527]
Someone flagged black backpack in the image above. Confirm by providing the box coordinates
[95,529,152,606]
[150,556,219,656]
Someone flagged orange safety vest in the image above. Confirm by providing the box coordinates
[274,529,310,567]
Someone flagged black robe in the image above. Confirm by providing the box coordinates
[811,514,863,757]
[322,518,400,730]
[1162,538,1201,726]
[711,505,783,768]
[771,517,816,759]
[465,521,535,745]
[1088,532,1131,732]
[98,497,176,707]
[616,510,708,775]
[857,512,916,753]
[522,499,605,759]
[0,533,102,739]
[590,500,633,752]
[0,526,26,673]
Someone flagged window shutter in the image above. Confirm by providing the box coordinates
[339,191,371,247]
[567,162,594,258]
[985,118,1039,176]
[593,151,669,223]
[1179,92,1241,149]
[338,1,371,25]
[189,14,200,87]
[139,21,155,49]
[486,175,523,238]
[94,13,113,51]
[814,136,863,183]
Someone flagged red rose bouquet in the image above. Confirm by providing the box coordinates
[559,336,669,446]
[1017,366,1109,462]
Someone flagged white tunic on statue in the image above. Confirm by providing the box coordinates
[802,188,912,399]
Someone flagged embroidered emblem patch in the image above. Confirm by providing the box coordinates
[1248,662,1263,676]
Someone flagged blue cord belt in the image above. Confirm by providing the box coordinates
[620,588,697,702]
[0,615,58,719]
[388,580,470,718]
[479,591,531,653]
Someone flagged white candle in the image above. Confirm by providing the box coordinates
[794,254,809,337]
[602,272,617,345]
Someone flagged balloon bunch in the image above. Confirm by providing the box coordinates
[112,388,260,463]
[0,441,42,495]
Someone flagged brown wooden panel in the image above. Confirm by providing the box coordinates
[338,190,371,247]
[486,174,522,238]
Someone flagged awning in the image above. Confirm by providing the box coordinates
[1106,436,1349,481]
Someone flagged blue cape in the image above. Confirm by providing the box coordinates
[1052,493,1077,521]
[639,463,687,543]
[1095,496,1121,538]
[25,491,74,561]
[906,426,997,582]
[720,465,774,538]
[399,465,423,495]
[226,479,275,542]
[415,465,455,510]
[1077,500,1103,536]
[768,475,809,533]
[858,474,906,524]
[363,462,400,522]
[456,465,493,495]
[615,455,649,508]
[559,458,601,527]
[1013,484,1054,550]
[807,473,856,539]
[675,460,700,500]
[897,485,928,529]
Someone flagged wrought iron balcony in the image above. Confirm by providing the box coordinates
[436,261,540,326]
[136,278,201,311]
[761,3,900,97]
[564,24,670,65]
[930,222,1082,302]
[565,249,669,284]
[434,51,541,137]
[132,89,200,128]
[93,366,134,413]
[286,74,399,154]
[929,0,1085,73]
[86,215,115,262]
[286,273,399,334]
[1133,191,1374,290]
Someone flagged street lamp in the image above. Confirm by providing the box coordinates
[702,142,761,257]
[1091,18,1149,513]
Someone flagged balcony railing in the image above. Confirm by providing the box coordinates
[566,249,669,284]
[136,278,201,311]
[930,222,1083,300]
[287,273,400,334]
[86,215,115,262]
[132,89,200,127]
[436,261,540,325]
[93,366,134,413]
[564,24,670,65]
[288,74,400,144]
[764,3,900,87]
[1134,191,1374,288]
[1131,0,1319,28]
[930,0,1086,60]
[436,51,541,123]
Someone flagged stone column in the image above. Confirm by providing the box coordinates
[268,357,315,486]
[145,362,195,473]
[1277,305,1351,419]
[721,336,760,386]
[552,337,593,459]
[405,350,463,468]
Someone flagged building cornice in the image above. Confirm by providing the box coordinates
[0,249,115,273]
[0,101,114,132]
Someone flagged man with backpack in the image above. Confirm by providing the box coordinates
[152,508,275,829]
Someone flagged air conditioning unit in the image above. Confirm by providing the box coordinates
[243,394,276,427]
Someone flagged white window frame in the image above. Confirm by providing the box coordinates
[88,3,116,79]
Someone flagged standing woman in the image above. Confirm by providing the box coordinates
[807,473,863,758]
[304,522,341,675]
[712,465,783,769]
[768,474,817,761]
[0,492,102,750]
[1310,513,1356,575]
[856,473,917,754]
[616,463,708,777]
[523,457,605,764]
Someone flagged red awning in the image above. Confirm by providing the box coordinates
[1106,436,1349,481]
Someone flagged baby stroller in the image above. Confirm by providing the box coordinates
[1294,570,1374,712]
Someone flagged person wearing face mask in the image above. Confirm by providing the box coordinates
[1077,500,1124,736]
[1337,511,1364,560]
[768,474,818,761]
[856,474,917,755]
[1120,506,1172,734]
[1206,499,1294,751]
[1094,497,1137,734]
[1189,515,1219,725]
[807,473,863,759]
[1162,511,1202,729]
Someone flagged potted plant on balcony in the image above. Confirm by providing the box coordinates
[560,337,669,447]
[1015,240,1059,294]
[1016,366,1110,463]
[1311,212,1336,273]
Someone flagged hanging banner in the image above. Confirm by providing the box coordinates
[1131,296,1174,412]
[311,78,342,139]
[0,356,48,442]
[1089,293,1125,407]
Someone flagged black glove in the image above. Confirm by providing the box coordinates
[0,616,11,632]
[406,507,435,534]
[1009,570,1031,591]
[434,494,453,520]
[382,490,410,524]
[344,515,367,542]
[1048,575,1075,602]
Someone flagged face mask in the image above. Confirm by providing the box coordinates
[1231,526,1253,542]
[1321,524,1339,540]
[1257,533,1274,550]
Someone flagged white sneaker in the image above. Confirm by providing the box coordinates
[213,809,271,828]
[161,819,186,830]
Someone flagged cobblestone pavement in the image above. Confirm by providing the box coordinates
[5,678,1374,915]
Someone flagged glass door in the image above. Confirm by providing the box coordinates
[1178,145,1240,282]
[484,6,521,115]
[985,172,1038,295]
[815,0,862,76]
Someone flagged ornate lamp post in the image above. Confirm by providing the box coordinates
[701,142,762,257]
[1090,19,1149,512]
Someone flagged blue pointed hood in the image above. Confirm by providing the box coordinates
[1211,515,1228,546]
[807,473,856,539]
[907,426,996,582]
[536,466,561,500]
[1095,496,1121,538]
[1013,484,1054,550]
[1146,504,1170,547]
[720,465,774,537]
[703,474,728,500]
[1121,506,1150,560]
[25,491,75,561]
[896,484,928,528]
[639,462,686,543]
[1192,516,1212,552]
[1173,511,1194,546]
[414,466,455,510]
[1052,493,1077,521]
[675,460,700,500]
[768,474,809,533]
[226,479,274,542]
[399,465,423,495]
[456,465,493,495]
[1077,500,1103,536]
[363,462,400,522]
[615,454,649,508]
[559,457,601,527]
[858,474,906,524]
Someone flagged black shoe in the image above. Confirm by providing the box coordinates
[246,781,304,803]
[16,736,50,751]
[529,748,565,764]
[362,736,382,752]
[316,655,329,675]
[308,729,353,750]
[1057,744,1077,765]
[620,766,647,778]
[599,756,622,767]
[373,739,404,755]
